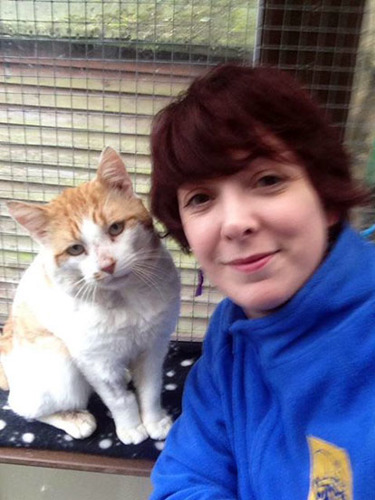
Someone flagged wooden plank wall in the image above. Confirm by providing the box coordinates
[0,53,222,339]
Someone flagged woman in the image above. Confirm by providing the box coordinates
[149,64,375,499]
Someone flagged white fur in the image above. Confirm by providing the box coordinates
[4,220,180,444]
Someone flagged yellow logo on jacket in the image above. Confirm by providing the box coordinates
[307,436,352,500]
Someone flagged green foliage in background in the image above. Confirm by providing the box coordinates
[0,0,257,50]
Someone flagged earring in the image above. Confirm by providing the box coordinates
[195,268,204,297]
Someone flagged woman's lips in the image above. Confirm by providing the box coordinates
[227,252,277,273]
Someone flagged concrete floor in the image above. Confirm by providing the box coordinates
[0,464,153,500]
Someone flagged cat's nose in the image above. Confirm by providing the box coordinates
[101,261,116,275]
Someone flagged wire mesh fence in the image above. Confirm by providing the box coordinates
[0,0,374,340]
[0,0,259,340]
[256,1,375,234]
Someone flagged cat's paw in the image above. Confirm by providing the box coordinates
[144,414,173,441]
[66,411,97,439]
[116,423,149,445]
[39,410,97,439]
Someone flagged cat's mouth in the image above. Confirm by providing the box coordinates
[95,270,132,288]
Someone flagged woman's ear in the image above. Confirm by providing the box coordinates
[327,210,340,228]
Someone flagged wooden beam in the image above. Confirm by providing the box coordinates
[0,447,154,477]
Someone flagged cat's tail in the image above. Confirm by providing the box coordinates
[0,320,11,391]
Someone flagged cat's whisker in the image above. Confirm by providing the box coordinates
[75,280,96,304]
[85,283,96,304]
[72,276,87,289]
[137,258,176,272]
[132,268,166,301]
[83,288,92,304]
[114,255,136,271]
[115,259,137,276]
[114,249,171,274]
[120,247,169,261]
[73,281,88,301]
[134,260,169,272]
[136,250,173,261]
[77,282,89,303]
[93,283,98,303]
[72,276,98,302]
[73,279,84,287]
[87,282,96,303]
[112,254,172,283]
[132,269,157,292]
[127,254,162,267]
[135,270,166,287]
[134,263,171,280]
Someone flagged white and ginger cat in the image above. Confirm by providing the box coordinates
[0,147,180,445]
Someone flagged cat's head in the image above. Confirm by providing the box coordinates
[7,147,159,294]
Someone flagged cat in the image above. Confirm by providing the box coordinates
[0,146,180,445]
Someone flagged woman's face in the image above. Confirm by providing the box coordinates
[178,151,337,318]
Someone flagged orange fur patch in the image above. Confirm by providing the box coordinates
[44,180,153,265]
[1,317,15,355]
[1,301,71,390]
[2,302,70,356]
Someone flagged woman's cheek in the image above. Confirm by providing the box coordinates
[185,219,210,255]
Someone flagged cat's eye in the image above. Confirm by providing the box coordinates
[108,221,125,236]
[67,244,85,256]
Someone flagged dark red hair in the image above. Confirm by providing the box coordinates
[150,63,368,250]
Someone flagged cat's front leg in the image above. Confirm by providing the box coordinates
[94,380,149,446]
[131,345,173,441]
[77,361,148,445]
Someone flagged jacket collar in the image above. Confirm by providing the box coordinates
[228,224,375,368]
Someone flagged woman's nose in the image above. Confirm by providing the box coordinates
[220,197,258,241]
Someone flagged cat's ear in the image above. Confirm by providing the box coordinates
[7,201,49,243]
[97,147,134,196]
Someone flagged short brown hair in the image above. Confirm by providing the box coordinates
[150,63,368,251]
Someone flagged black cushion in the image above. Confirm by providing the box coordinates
[0,341,201,461]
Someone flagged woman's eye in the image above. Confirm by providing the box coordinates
[186,193,211,207]
[256,174,284,188]
[108,221,125,236]
[67,244,85,256]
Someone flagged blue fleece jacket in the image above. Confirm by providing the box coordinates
[150,225,375,499]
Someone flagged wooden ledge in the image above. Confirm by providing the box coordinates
[0,447,154,477]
